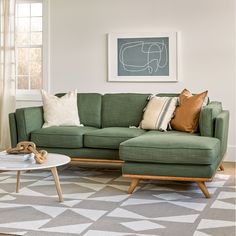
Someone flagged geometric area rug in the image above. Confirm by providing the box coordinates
[0,167,235,236]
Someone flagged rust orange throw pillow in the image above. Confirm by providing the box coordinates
[170,89,208,133]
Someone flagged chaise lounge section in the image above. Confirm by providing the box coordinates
[120,130,224,197]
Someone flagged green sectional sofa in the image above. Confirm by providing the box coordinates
[9,93,229,198]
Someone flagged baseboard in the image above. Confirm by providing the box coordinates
[224,145,236,162]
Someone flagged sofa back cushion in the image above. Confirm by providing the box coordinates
[56,93,102,128]
[102,93,150,127]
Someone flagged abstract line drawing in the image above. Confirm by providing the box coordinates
[119,40,168,74]
[108,33,177,82]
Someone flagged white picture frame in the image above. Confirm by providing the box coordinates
[108,32,178,82]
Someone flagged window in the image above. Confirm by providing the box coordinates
[15,0,49,100]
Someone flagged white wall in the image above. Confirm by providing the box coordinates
[19,0,236,160]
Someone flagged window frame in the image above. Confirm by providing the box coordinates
[15,0,50,101]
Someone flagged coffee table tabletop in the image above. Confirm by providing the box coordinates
[0,152,71,202]
[0,152,70,171]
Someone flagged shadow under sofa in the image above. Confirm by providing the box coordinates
[9,93,229,198]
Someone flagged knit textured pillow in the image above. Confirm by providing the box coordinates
[170,89,208,133]
[140,96,178,131]
[41,89,80,128]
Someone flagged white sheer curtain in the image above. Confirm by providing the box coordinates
[0,0,16,149]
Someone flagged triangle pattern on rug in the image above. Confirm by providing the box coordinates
[45,175,80,180]
[0,219,50,230]
[155,214,199,223]
[0,202,25,208]
[189,187,217,194]
[217,191,236,199]
[22,172,51,177]
[113,176,131,182]
[121,198,165,206]
[142,184,174,192]
[62,200,81,207]
[108,184,131,192]
[63,192,95,199]
[0,195,16,201]
[0,176,10,181]
[168,201,206,211]
[121,220,165,231]
[75,182,106,191]
[154,192,191,200]
[197,219,236,229]
[88,194,129,202]
[4,231,27,236]
[83,176,113,184]
[13,187,46,197]
[40,223,92,234]
[206,181,226,188]
[29,180,67,187]
[0,188,7,194]
[71,208,107,221]
[83,230,129,236]
[211,200,236,210]
[193,230,212,236]
[32,205,67,218]
[83,230,158,236]
[0,178,35,184]
[108,208,147,220]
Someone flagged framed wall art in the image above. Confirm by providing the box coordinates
[108,32,178,82]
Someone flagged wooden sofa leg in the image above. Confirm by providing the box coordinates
[196,181,210,198]
[128,178,140,194]
[219,164,224,171]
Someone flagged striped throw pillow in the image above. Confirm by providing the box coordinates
[140,96,178,131]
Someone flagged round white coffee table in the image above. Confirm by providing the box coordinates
[0,153,70,202]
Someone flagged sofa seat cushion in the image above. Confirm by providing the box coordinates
[31,126,98,148]
[120,131,220,165]
[84,127,146,149]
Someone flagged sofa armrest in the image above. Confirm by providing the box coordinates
[9,113,18,147]
[214,110,229,158]
[199,101,222,137]
[15,106,44,142]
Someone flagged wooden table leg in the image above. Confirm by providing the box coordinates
[16,171,21,193]
[51,167,63,202]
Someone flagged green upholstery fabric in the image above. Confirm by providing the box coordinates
[215,111,229,157]
[9,113,18,147]
[84,127,146,149]
[122,152,221,178]
[40,147,119,159]
[120,131,220,165]
[15,106,44,141]
[102,93,150,127]
[199,101,222,137]
[56,93,102,128]
[156,93,180,97]
[31,126,98,148]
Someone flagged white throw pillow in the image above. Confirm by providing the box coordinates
[140,96,178,131]
[41,89,80,128]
